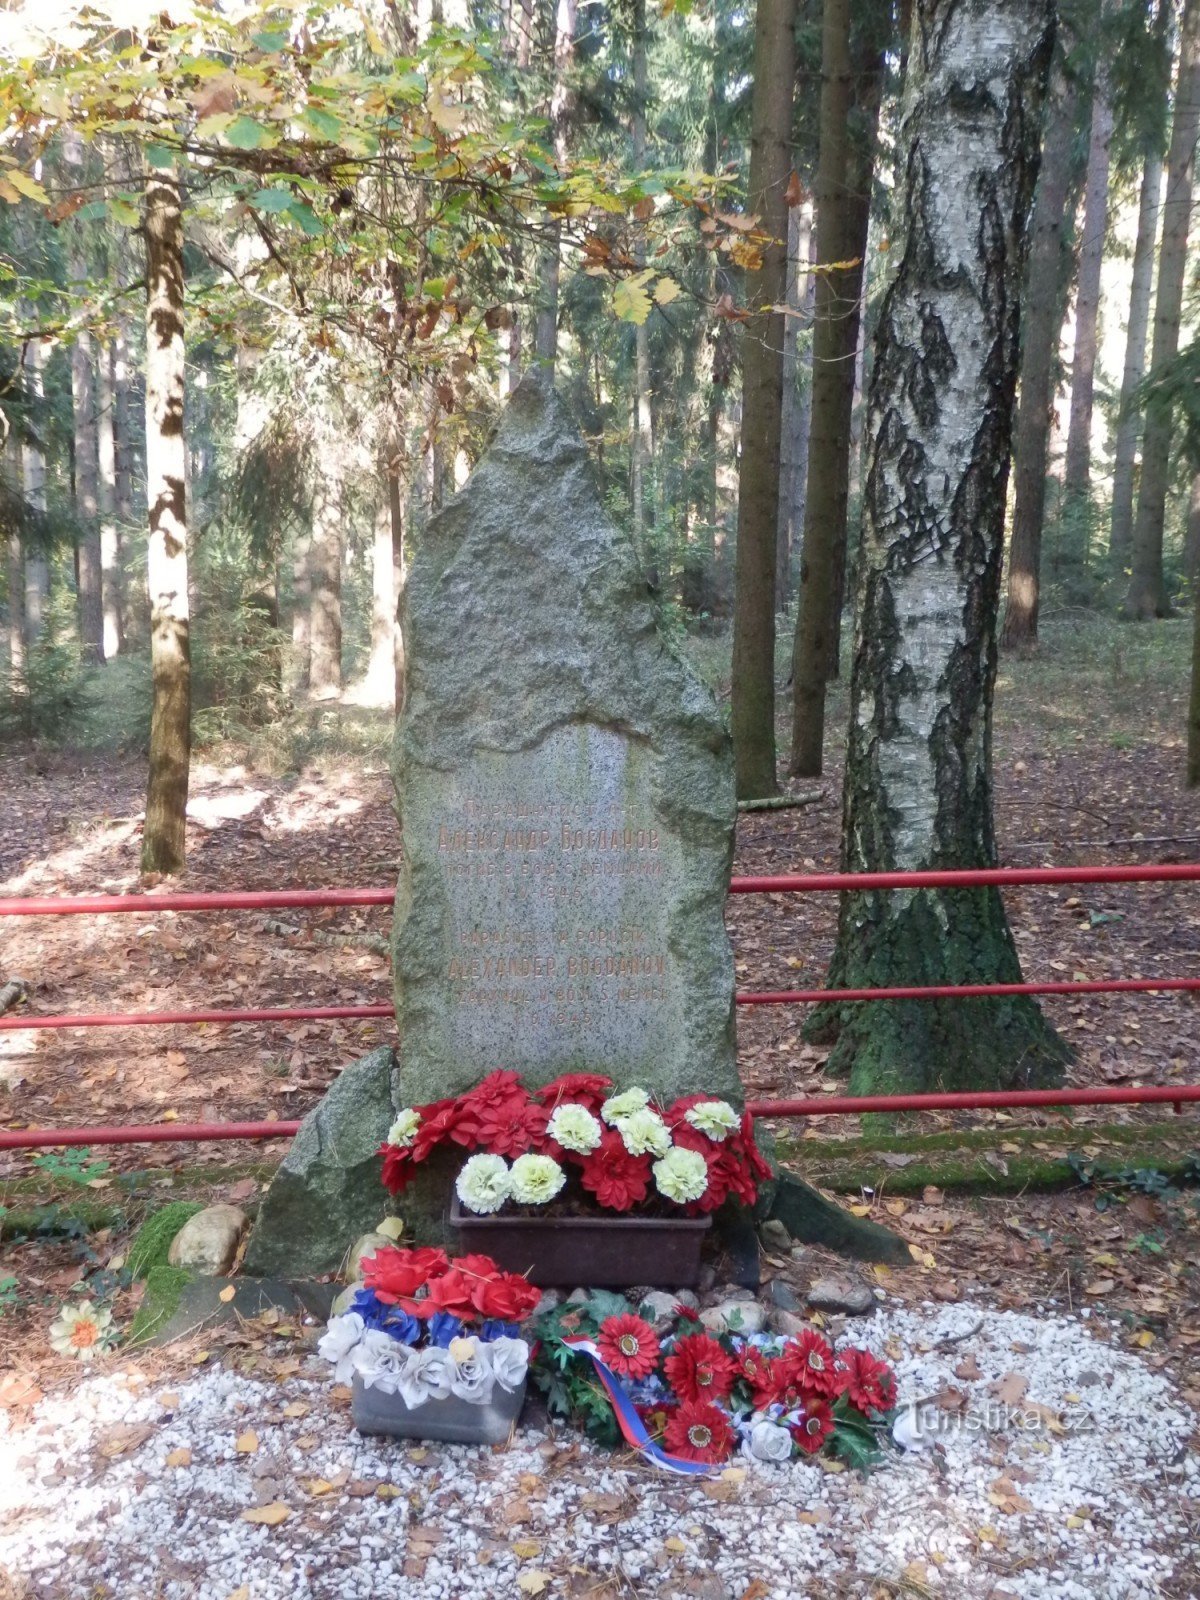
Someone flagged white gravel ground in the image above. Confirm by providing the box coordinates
[1,1301,1197,1600]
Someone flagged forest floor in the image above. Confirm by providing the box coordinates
[1,610,1199,1596]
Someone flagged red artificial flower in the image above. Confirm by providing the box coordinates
[792,1329,838,1397]
[790,1396,834,1455]
[535,1073,614,1113]
[836,1349,896,1414]
[597,1314,661,1380]
[379,1142,415,1195]
[420,1266,478,1319]
[663,1399,735,1465]
[579,1127,652,1212]
[461,1069,529,1110]
[738,1347,782,1408]
[664,1333,737,1405]
[635,1400,678,1439]
[473,1097,548,1158]
[361,1245,450,1304]
[471,1270,541,1322]
[411,1096,480,1161]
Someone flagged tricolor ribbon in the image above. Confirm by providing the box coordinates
[561,1336,717,1477]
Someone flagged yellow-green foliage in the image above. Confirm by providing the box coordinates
[126,1202,203,1281]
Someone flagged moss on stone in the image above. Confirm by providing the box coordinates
[126,1202,204,1280]
[126,1264,194,1346]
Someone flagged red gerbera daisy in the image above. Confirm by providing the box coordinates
[790,1396,834,1455]
[792,1329,838,1396]
[597,1313,661,1380]
[663,1399,735,1465]
[836,1348,896,1414]
[663,1332,737,1405]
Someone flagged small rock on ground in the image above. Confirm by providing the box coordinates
[806,1272,875,1316]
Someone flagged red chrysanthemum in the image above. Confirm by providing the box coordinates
[461,1069,529,1110]
[361,1246,449,1304]
[597,1313,661,1380]
[411,1096,480,1160]
[579,1127,652,1212]
[663,1332,737,1405]
[790,1396,834,1455]
[536,1073,614,1113]
[379,1141,416,1195]
[836,1348,896,1415]
[792,1329,838,1396]
[663,1399,735,1465]
[473,1097,548,1158]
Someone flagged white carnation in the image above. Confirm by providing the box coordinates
[745,1418,793,1463]
[546,1102,603,1153]
[683,1099,740,1141]
[510,1152,567,1205]
[386,1108,421,1147]
[487,1336,530,1392]
[615,1107,671,1157]
[456,1152,511,1214]
[652,1145,709,1204]
[600,1087,650,1124]
[317,1312,365,1384]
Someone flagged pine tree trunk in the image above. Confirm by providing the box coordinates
[814,0,1070,1096]
[788,0,884,775]
[308,467,343,697]
[1124,0,1200,620]
[141,166,191,877]
[97,340,123,659]
[729,0,797,798]
[534,0,577,365]
[1000,55,1077,649]
[1109,149,1163,571]
[20,333,48,648]
[1062,66,1112,509]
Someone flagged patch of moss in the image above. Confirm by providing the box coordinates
[126,1202,203,1281]
[126,1264,194,1347]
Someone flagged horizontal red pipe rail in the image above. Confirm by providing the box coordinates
[0,1003,395,1032]
[4,1083,1198,1149]
[2,861,1200,919]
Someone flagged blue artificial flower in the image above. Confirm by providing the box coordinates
[427,1311,465,1348]
[479,1320,520,1343]
[350,1288,420,1345]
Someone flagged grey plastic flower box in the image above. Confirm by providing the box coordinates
[350,1373,527,1445]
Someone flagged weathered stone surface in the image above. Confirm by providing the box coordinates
[758,1218,792,1253]
[166,1204,247,1275]
[806,1272,876,1317]
[392,371,738,1109]
[699,1299,766,1336]
[140,1276,338,1348]
[766,1170,911,1266]
[243,1048,404,1278]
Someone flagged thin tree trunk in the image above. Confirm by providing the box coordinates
[366,489,396,707]
[1189,574,1200,786]
[999,54,1077,648]
[1062,65,1113,508]
[534,0,577,365]
[729,0,797,798]
[97,340,123,658]
[1125,0,1200,620]
[814,0,1069,1095]
[291,526,311,690]
[308,467,343,697]
[390,454,407,714]
[6,433,25,697]
[141,166,190,877]
[1110,149,1163,571]
[630,0,652,565]
[20,333,48,649]
[71,326,104,664]
[777,200,812,611]
[1185,471,1200,584]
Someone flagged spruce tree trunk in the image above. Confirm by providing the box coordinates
[788,0,884,775]
[97,340,123,658]
[308,467,343,697]
[729,0,797,798]
[814,0,1070,1096]
[534,0,577,365]
[71,327,104,664]
[630,0,652,565]
[777,200,813,611]
[1000,55,1076,648]
[1110,149,1162,571]
[1124,0,1200,620]
[141,166,191,877]
[1062,66,1112,510]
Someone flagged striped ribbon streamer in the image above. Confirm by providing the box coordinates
[561,1336,718,1477]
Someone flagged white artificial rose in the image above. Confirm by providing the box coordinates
[487,1336,530,1392]
[546,1102,603,1154]
[652,1146,709,1204]
[509,1152,567,1205]
[396,1345,454,1409]
[683,1099,740,1141]
[448,1337,496,1406]
[600,1087,650,1124]
[352,1328,412,1394]
[386,1108,421,1147]
[615,1107,671,1157]
[746,1418,793,1463]
[456,1152,511,1214]
[317,1312,366,1383]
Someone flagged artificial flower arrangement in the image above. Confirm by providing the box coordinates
[317,1244,540,1419]
[530,1290,896,1471]
[378,1070,771,1217]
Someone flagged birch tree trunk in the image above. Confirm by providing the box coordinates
[1124,0,1200,620]
[1062,64,1113,509]
[141,166,191,876]
[813,0,1069,1095]
[1109,148,1162,571]
[729,0,797,798]
[999,54,1076,648]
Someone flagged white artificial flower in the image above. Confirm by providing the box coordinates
[600,1087,650,1124]
[487,1336,530,1393]
[404,1346,455,1408]
[683,1099,740,1141]
[456,1152,511,1214]
[745,1418,793,1463]
[546,1102,603,1153]
[317,1312,366,1383]
[352,1329,413,1394]
[509,1152,567,1206]
[891,1404,932,1452]
[652,1146,709,1204]
[615,1107,671,1157]
[48,1300,113,1362]
[448,1336,496,1406]
[386,1108,421,1147]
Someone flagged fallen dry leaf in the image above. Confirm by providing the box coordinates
[165,1447,192,1469]
[241,1502,291,1526]
[235,1429,259,1454]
